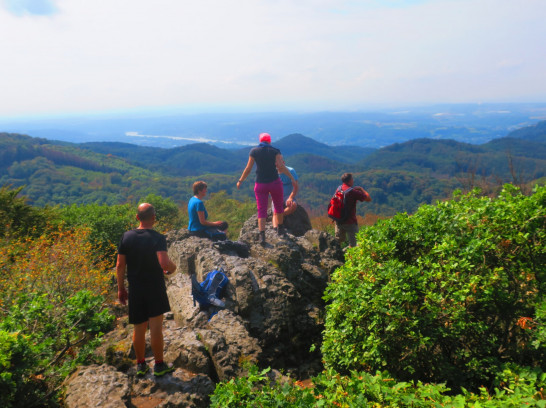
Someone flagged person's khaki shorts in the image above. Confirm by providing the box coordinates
[335,222,359,247]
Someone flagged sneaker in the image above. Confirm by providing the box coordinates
[154,362,175,377]
[277,225,287,237]
[136,362,149,377]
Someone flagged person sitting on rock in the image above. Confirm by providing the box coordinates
[188,181,228,241]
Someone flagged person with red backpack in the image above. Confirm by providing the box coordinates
[331,173,371,248]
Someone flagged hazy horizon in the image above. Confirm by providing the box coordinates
[1,0,545,118]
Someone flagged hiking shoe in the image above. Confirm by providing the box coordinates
[259,231,266,246]
[154,362,175,377]
[136,362,149,377]
[277,225,287,237]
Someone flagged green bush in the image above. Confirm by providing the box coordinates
[58,202,134,260]
[0,330,44,407]
[210,364,316,407]
[211,364,546,407]
[58,194,185,261]
[141,193,186,232]
[0,290,114,406]
[0,185,55,239]
[205,191,256,239]
[322,184,546,391]
[65,290,116,334]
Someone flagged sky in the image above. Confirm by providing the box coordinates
[1,0,545,117]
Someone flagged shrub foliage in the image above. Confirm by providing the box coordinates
[211,364,546,407]
[322,184,546,391]
[0,187,115,406]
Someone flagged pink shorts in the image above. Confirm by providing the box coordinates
[254,178,284,219]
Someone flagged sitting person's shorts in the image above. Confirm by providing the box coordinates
[189,227,227,241]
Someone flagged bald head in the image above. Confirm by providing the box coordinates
[137,203,156,222]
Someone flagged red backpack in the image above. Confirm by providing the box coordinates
[327,185,353,222]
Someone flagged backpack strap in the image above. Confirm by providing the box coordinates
[206,270,225,296]
[339,185,353,196]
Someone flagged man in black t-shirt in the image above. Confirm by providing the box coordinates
[116,203,177,377]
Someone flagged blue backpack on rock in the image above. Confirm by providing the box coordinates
[191,268,229,311]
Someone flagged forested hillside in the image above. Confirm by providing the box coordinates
[1,122,544,216]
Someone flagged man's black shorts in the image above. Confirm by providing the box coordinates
[128,283,171,325]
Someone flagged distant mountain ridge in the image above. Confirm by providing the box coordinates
[2,103,545,148]
[358,123,545,179]
[507,120,546,142]
[79,134,375,176]
[1,121,544,215]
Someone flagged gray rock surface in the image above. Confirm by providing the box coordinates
[64,208,343,407]
[64,364,130,408]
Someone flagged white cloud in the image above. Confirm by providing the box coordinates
[0,0,545,116]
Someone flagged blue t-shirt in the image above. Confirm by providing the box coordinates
[279,166,298,202]
[188,196,208,231]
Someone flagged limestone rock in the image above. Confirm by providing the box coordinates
[64,364,130,408]
[64,208,344,406]
[197,310,262,381]
[282,205,313,236]
[130,369,214,408]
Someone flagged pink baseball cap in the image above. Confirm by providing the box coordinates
[259,133,271,143]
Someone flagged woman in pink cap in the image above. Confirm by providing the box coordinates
[237,133,297,245]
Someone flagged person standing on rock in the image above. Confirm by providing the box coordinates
[335,173,372,248]
[237,132,298,245]
[116,203,177,377]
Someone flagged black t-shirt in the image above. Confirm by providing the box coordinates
[249,144,281,183]
[118,229,167,286]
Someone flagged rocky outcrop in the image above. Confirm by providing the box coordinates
[64,207,343,407]
[282,205,313,237]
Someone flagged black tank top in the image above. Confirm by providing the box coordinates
[249,144,281,183]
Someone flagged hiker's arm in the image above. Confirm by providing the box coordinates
[276,154,298,191]
[237,156,255,189]
[355,186,372,202]
[287,177,299,203]
[197,211,223,227]
[157,251,176,274]
[116,254,128,305]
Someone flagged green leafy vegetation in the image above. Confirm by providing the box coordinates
[0,185,54,239]
[0,291,113,407]
[0,187,115,406]
[322,184,545,390]
[211,364,546,407]
[211,184,546,406]
[57,193,186,261]
[204,191,257,239]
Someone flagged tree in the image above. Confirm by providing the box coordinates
[0,185,53,239]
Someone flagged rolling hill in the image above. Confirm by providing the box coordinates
[1,122,544,216]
